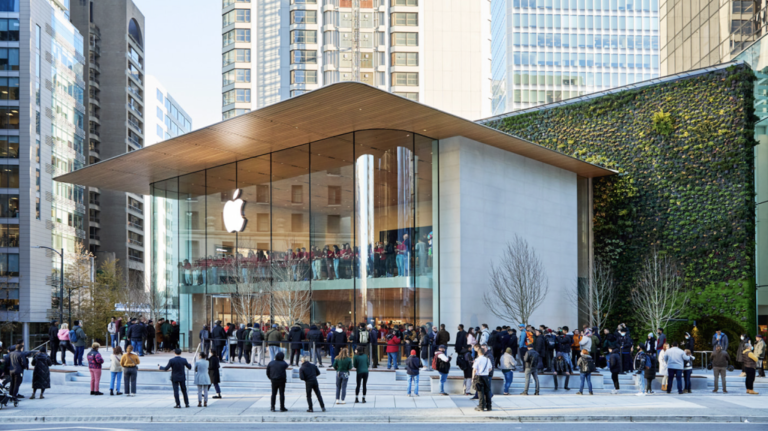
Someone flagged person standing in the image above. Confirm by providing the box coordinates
[608,346,621,394]
[576,349,595,395]
[120,345,140,396]
[145,320,155,355]
[266,324,283,362]
[570,329,582,366]
[472,345,493,412]
[711,329,729,353]
[127,318,144,357]
[742,338,759,394]
[405,349,420,397]
[8,343,34,399]
[108,317,117,349]
[72,320,87,366]
[386,333,400,370]
[288,322,304,366]
[521,346,540,395]
[683,349,694,393]
[250,323,265,366]
[333,347,352,404]
[711,345,729,393]
[737,333,749,377]
[159,348,192,408]
[684,332,695,355]
[501,347,515,395]
[194,352,211,407]
[353,346,369,403]
[754,334,766,378]
[658,343,669,391]
[369,324,379,369]
[642,349,656,394]
[109,346,123,396]
[48,320,60,365]
[663,342,688,394]
[235,323,247,364]
[306,324,323,367]
[55,323,73,365]
[208,351,223,398]
[87,342,105,395]
[617,327,633,374]
[434,345,452,395]
[455,324,468,357]
[30,347,51,399]
[299,355,325,412]
[266,351,289,412]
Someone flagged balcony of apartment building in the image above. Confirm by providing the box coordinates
[89,123,101,141]
[88,140,100,164]
[89,104,100,123]
[127,114,143,135]
[127,213,143,233]
[127,197,143,216]
[128,248,145,269]
[127,130,143,150]
[127,97,143,119]
[89,69,100,89]
[89,191,100,209]
[128,231,144,252]
[89,210,100,228]
[89,87,100,106]
[128,62,144,89]
[89,226,100,246]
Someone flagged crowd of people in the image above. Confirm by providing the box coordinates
[1,317,766,413]
[176,233,434,286]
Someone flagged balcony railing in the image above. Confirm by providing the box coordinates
[129,238,144,246]
[89,216,100,223]
[127,136,142,148]
[128,103,143,117]
[89,129,100,138]
[128,87,143,101]
[128,255,143,262]
[90,234,100,240]
[128,221,143,229]
[89,199,100,206]
[128,118,142,131]
[128,205,143,214]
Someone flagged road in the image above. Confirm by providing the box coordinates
[0,424,760,431]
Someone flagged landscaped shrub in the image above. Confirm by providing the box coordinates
[483,64,758,334]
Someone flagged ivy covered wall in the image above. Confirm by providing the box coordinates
[483,64,758,334]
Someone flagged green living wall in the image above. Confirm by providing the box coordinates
[484,64,758,338]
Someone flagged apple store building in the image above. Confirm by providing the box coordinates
[58,83,612,347]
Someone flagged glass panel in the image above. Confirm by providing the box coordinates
[237,155,272,325]
[152,178,180,327]
[354,130,414,329]
[414,134,437,327]
[178,171,206,344]
[205,163,237,326]
[271,145,311,325]
[310,134,354,327]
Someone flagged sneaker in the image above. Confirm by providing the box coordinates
[335,400,340,404]
[576,392,583,395]
[414,394,419,397]
[340,400,346,404]
[611,390,618,394]
[474,407,484,412]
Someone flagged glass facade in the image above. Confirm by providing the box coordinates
[498,0,660,111]
[734,39,768,333]
[152,130,439,347]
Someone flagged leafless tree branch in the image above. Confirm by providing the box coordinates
[631,249,685,333]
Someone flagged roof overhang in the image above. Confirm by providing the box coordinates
[56,82,615,195]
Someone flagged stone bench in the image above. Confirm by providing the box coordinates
[429,372,604,394]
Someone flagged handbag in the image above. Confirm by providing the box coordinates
[471,375,479,392]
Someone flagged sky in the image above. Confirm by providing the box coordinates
[133,0,221,129]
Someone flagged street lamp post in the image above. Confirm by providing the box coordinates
[34,246,64,326]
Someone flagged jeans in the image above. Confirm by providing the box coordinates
[579,373,593,393]
[110,371,122,392]
[666,369,683,393]
[396,254,404,276]
[131,340,143,356]
[503,370,514,393]
[311,347,323,366]
[713,367,727,391]
[90,368,102,392]
[269,346,280,361]
[110,334,117,349]
[684,369,692,391]
[408,374,419,395]
[553,372,569,390]
[523,368,539,393]
[75,346,85,365]
[477,375,492,410]
[333,258,340,279]
[387,352,398,369]
[123,367,138,395]
[172,381,189,407]
[439,372,448,393]
[306,380,324,409]
[335,373,349,400]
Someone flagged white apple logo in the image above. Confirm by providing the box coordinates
[223,189,247,233]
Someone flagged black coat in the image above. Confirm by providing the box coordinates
[406,355,420,376]
[31,352,52,389]
[208,355,221,384]
[299,362,321,382]
[609,352,622,374]
[161,356,191,382]
[128,323,145,341]
[307,328,323,344]
[266,359,289,380]
[533,334,546,356]
[288,326,304,348]
[455,330,467,353]
[508,333,519,356]
[48,325,59,345]
[212,325,227,346]
[684,337,695,352]
[553,355,572,374]
[146,324,156,339]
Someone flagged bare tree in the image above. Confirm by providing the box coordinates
[568,258,618,329]
[631,250,685,333]
[224,273,270,325]
[268,256,311,327]
[483,235,549,325]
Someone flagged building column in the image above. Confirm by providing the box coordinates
[22,322,29,351]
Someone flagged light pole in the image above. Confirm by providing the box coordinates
[34,246,64,326]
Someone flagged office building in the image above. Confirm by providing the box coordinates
[0,0,86,348]
[70,0,147,286]
[144,75,193,147]
[491,0,660,114]
[659,0,768,75]
[221,0,492,121]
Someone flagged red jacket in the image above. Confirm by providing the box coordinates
[386,336,401,353]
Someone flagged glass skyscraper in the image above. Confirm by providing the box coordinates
[492,0,661,114]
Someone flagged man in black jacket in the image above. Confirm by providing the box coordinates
[145,320,155,355]
[212,321,227,360]
[236,324,248,363]
[249,323,265,366]
[48,320,60,365]
[533,329,546,371]
[616,328,633,374]
[288,323,304,366]
[266,351,289,412]
[369,324,379,368]
[299,356,325,412]
[306,324,323,366]
[552,353,572,391]
[455,324,467,356]
[159,349,192,408]
[128,318,145,357]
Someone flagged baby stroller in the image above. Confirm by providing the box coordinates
[0,377,17,408]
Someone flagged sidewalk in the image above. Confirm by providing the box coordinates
[0,386,765,423]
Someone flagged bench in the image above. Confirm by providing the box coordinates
[429,372,605,394]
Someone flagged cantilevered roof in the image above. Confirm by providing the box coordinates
[56,82,615,195]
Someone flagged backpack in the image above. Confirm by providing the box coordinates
[546,335,556,349]
[436,355,451,374]
[70,329,78,343]
[457,354,468,371]
[359,330,369,344]
[580,356,596,373]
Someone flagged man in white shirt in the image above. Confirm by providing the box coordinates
[472,346,493,412]
[107,317,117,349]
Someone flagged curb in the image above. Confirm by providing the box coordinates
[0,415,763,424]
